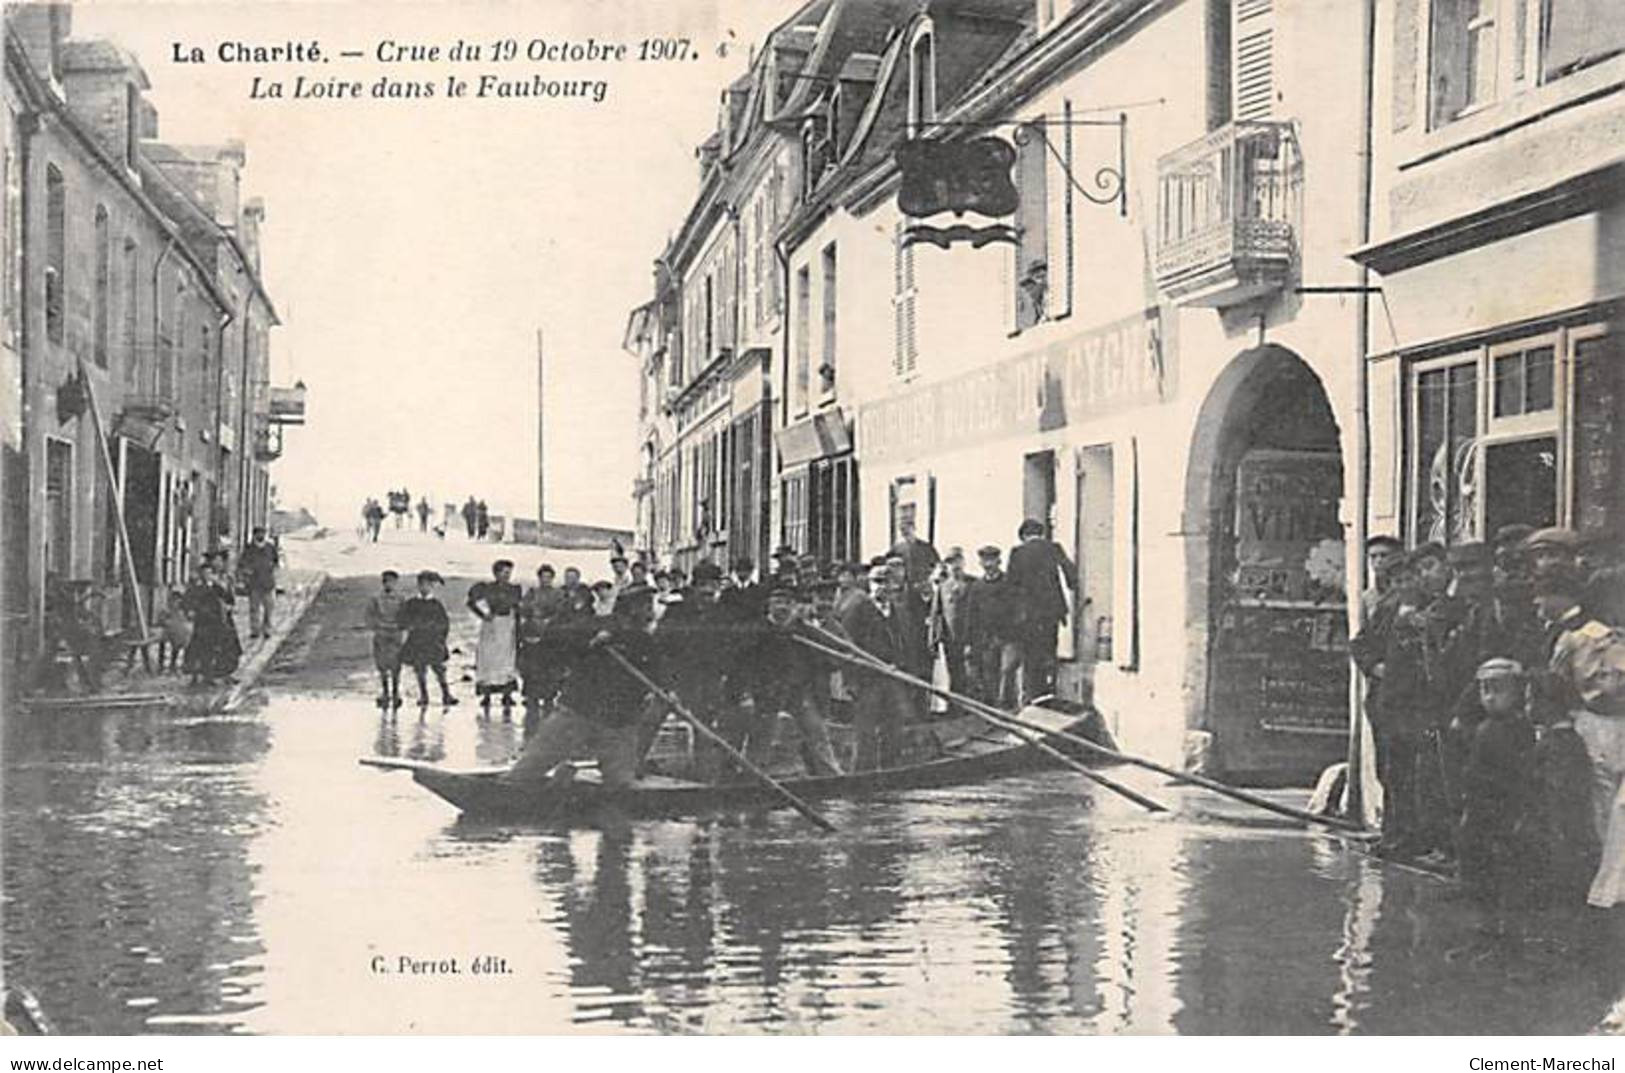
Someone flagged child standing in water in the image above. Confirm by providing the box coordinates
[401,570,457,707]
[366,570,406,709]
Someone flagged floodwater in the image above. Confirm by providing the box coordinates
[3,691,1621,1035]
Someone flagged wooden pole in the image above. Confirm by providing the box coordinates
[792,634,1167,814]
[77,361,149,642]
[803,624,1367,834]
[546,326,552,539]
[604,645,838,833]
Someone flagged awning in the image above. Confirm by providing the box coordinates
[775,407,851,468]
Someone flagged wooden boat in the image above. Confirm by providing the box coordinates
[364,699,1114,822]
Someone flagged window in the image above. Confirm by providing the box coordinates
[1407,326,1591,546]
[1427,0,1624,128]
[793,265,811,415]
[781,471,809,553]
[1571,329,1623,536]
[2,127,19,352]
[908,26,936,137]
[808,456,859,563]
[93,206,110,367]
[1542,0,1625,82]
[1413,359,1480,544]
[45,438,73,577]
[703,274,715,362]
[892,224,918,376]
[1491,343,1554,417]
[123,240,140,387]
[45,165,64,345]
[1013,121,1049,331]
[820,242,837,394]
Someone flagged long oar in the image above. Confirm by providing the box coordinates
[804,624,1364,834]
[603,646,838,834]
[793,633,1166,814]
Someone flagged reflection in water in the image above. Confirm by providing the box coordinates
[4,694,1622,1034]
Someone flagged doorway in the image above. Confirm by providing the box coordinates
[1188,347,1347,785]
[1073,445,1115,665]
[1023,450,1056,536]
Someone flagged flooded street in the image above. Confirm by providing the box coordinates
[4,549,1623,1035]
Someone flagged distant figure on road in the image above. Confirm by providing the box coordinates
[476,499,490,541]
[416,496,431,532]
[363,498,385,543]
[462,496,478,539]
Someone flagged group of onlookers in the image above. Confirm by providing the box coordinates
[35,526,282,693]
[1350,524,1625,921]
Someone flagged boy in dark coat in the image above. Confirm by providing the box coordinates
[1456,658,1536,927]
[400,570,456,707]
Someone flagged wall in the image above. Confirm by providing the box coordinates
[833,0,1370,769]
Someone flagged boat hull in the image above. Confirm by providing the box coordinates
[399,701,1110,823]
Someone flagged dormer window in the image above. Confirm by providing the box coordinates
[907,22,936,138]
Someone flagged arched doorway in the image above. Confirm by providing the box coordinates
[1185,346,1347,785]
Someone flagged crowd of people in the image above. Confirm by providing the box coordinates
[34,526,283,694]
[360,516,1084,789]
[1350,524,1625,920]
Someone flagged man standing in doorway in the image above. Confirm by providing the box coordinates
[1007,518,1077,704]
[238,526,279,640]
[890,517,941,597]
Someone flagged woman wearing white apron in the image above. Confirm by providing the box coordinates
[468,559,522,713]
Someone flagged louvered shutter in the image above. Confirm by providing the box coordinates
[892,223,918,377]
[1392,0,1420,132]
[1233,0,1275,122]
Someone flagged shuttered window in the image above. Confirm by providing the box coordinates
[892,223,917,377]
[1233,0,1274,122]
[1013,119,1049,331]
[45,165,64,345]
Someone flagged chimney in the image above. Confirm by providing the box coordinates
[137,97,158,138]
[58,39,151,171]
[214,140,245,229]
[6,3,71,87]
[240,197,265,273]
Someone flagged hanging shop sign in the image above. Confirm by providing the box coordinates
[896,137,1019,218]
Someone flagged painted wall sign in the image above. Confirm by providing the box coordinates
[857,308,1172,463]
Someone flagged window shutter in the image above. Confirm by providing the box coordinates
[1013,119,1049,330]
[892,224,917,376]
[1058,100,1075,319]
[1391,0,1419,132]
[927,472,938,546]
[1233,0,1275,122]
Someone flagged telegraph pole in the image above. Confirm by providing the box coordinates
[536,329,545,536]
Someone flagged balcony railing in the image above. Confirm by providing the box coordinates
[1154,120,1300,308]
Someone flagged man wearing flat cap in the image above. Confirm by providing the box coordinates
[965,545,1021,707]
[1523,526,1581,577]
[1351,542,1457,860]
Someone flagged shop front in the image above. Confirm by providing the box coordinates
[775,406,858,563]
[1360,207,1625,554]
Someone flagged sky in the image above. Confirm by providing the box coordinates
[72,0,789,529]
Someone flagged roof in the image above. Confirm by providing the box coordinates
[59,38,150,88]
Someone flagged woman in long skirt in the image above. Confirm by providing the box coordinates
[182,560,241,684]
[467,559,521,712]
